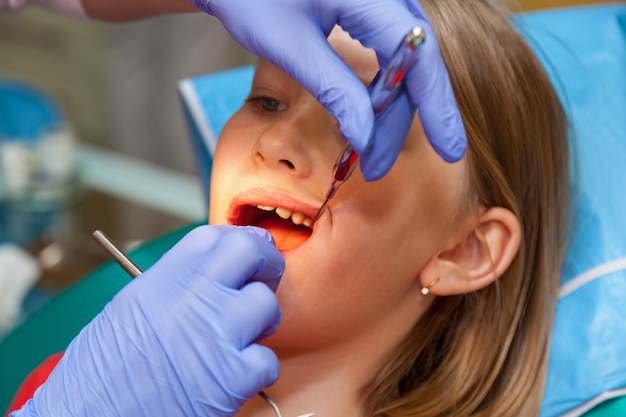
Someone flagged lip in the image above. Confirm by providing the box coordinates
[227,187,322,226]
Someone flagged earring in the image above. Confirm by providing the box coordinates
[420,278,440,296]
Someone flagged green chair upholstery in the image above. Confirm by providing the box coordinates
[584,397,626,417]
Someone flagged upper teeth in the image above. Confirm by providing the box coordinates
[257,205,314,228]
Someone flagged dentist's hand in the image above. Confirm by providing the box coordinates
[13,225,284,417]
[192,0,466,180]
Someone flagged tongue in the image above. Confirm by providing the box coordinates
[256,217,311,251]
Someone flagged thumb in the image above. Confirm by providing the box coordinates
[359,88,414,180]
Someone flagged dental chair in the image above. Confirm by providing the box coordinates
[1,4,625,416]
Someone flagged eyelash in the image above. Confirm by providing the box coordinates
[247,96,288,113]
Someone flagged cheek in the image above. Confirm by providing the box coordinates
[282,193,444,308]
[271,223,432,348]
[209,122,255,222]
[322,169,460,287]
[330,213,435,288]
[213,119,251,169]
[268,179,461,349]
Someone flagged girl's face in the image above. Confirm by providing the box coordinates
[210,29,468,351]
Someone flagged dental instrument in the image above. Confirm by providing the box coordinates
[91,229,314,417]
[92,230,142,278]
[313,26,426,221]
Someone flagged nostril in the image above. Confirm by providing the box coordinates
[280,159,296,169]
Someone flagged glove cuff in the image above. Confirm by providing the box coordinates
[189,0,214,15]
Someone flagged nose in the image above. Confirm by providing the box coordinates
[252,103,337,178]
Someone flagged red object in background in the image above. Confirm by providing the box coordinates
[5,352,63,416]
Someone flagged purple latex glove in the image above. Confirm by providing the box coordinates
[191,0,466,180]
[12,225,284,417]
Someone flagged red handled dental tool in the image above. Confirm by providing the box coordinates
[313,26,425,222]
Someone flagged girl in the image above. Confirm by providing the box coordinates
[209,0,569,415]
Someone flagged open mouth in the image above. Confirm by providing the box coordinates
[233,204,314,251]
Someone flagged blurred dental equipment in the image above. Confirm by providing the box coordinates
[0,244,40,337]
[91,229,314,417]
[314,26,425,221]
[0,79,79,212]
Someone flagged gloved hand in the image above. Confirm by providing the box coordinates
[12,225,284,417]
[191,0,466,181]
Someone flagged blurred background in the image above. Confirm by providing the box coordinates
[0,0,606,335]
[0,9,256,334]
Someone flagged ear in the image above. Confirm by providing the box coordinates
[419,207,521,296]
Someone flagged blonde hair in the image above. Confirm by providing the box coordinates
[361,1,569,416]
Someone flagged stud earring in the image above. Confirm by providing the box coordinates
[420,278,440,296]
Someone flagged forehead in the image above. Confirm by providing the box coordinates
[328,27,379,85]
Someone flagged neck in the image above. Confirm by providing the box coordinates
[239,343,376,417]
[238,309,422,417]
[237,281,431,417]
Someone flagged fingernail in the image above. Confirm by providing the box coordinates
[241,226,275,244]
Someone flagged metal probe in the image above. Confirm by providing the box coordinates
[92,230,142,278]
[91,230,314,417]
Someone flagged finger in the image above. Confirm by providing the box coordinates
[165,225,237,259]
[144,225,237,283]
[239,225,276,244]
[402,20,467,162]
[251,19,375,156]
[338,0,467,163]
[227,344,280,401]
[360,88,414,181]
[407,56,467,162]
[201,229,285,290]
[334,0,422,67]
[219,281,281,348]
[168,225,275,260]
[161,226,283,291]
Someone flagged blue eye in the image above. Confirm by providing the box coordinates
[260,97,283,111]
[247,96,287,112]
